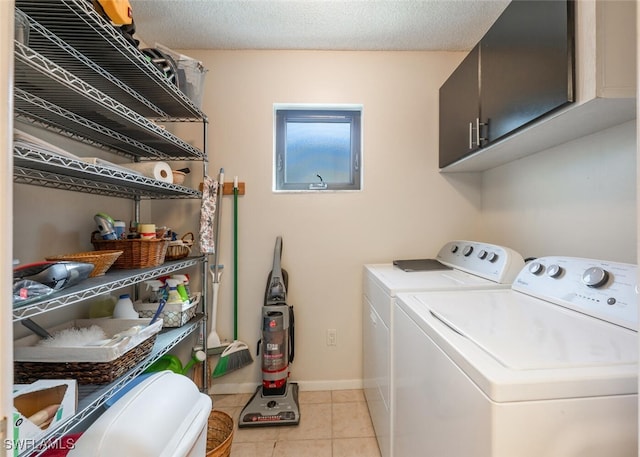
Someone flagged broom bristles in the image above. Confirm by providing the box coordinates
[212,340,253,378]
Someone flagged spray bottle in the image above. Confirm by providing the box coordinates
[171,274,191,301]
[165,278,186,305]
[145,280,165,303]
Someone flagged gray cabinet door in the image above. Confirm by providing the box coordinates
[480,0,574,143]
[439,44,480,168]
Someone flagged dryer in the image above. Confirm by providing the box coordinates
[363,241,524,457]
[394,257,637,457]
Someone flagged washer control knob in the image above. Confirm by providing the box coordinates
[463,246,474,257]
[582,267,609,288]
[450,245,459,253]
[547,264,563,278]
[529,262,544,275]
[478,250,488,260]
[487,252,499,263]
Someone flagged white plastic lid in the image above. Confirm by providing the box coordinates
[68,372,212,457]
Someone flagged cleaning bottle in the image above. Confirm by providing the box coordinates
[171,274,191,298]
[167,275,189,303]
[145,280,165,303]
[165,279,184,305]
[113,293,139,319]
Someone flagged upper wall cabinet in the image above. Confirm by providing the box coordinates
[440,0,636,172]
[439,44,482,165]
[440,0,575,169]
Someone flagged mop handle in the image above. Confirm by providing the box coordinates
[213,169,224,275]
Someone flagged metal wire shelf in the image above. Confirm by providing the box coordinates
[14,43,206,161]
[15,0,206,121]
[14,88,204,161]
[13,145,202,199]
[12,258,202,321]
[10,2,211,450]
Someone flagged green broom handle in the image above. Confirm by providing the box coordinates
[233,180,239,340]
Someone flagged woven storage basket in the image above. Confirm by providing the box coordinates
[165,232,194,261]
[91,232,169,269]
[135,293,200,328]
[14,336,156,384]
[46,250,123,277]
[206,410,234,457]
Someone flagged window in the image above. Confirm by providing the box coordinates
[274,105,362,192]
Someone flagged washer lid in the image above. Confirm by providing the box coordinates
[366,264,500,295]
[428,292,638,370]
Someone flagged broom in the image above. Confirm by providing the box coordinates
[213,176,253,377]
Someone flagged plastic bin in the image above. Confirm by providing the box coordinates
[67,372,212,457]
[156,43,208,108]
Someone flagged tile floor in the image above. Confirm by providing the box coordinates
[211,389,382,457]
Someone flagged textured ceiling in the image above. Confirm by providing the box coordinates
[129,0,511,51]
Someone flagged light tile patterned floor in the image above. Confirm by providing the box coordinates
[211,389,382,457]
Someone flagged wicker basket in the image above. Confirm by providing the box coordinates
[91,232,169,269]
[206,410,234,457]
[165,232,194,261]
[14,336,156,384]
[46,250,123,277]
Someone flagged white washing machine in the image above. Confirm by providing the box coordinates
[394,257,638,457]
[363,241,525,457]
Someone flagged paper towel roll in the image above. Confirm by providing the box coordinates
[122,162,173,183]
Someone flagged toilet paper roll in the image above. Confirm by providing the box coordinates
[122,162,173,183]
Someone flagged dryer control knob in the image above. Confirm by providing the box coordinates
[477,250,488,260]
[582,267,609,288]
[450,245,459,253]
[547,264,563,278]
[487,252,499,263]
[528,262,544,275]
[463,246,474,257]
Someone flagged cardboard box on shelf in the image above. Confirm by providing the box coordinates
[12,380,78,447]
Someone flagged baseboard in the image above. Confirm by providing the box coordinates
[209,379,364,395]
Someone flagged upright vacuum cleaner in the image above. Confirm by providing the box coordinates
[239,236,300,427]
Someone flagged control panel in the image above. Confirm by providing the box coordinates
[436,240,524,284]
[512,257,638,331]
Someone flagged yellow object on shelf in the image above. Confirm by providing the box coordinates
[94,0,133,25]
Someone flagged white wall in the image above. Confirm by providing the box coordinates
[171,50,482,392]
[479,120,637,263]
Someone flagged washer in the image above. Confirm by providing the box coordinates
[394,257,637,457]
[363,241,524,457]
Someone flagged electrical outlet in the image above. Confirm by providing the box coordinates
[327,329,337,346]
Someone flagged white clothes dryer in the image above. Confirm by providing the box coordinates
[394,257,637,457]
[363,241,525,457]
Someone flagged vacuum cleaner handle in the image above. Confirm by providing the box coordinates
[288,305,295,364]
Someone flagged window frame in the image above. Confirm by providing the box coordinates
[273,104,363,192]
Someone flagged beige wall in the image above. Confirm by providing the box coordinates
[479,120,636,263]
[174,50,483,391]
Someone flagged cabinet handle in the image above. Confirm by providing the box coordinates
[470,118,487,149]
